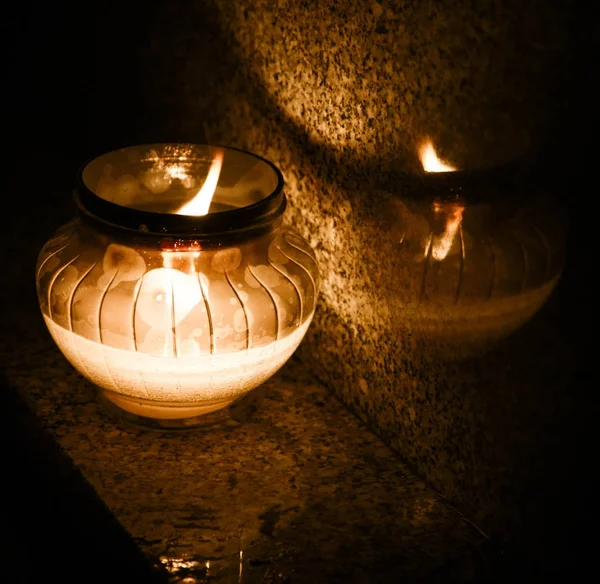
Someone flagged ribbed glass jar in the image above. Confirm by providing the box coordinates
[36,144,319,427]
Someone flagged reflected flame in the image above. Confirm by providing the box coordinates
[419,139,456,173]
[177,149,225,216]
[426,201,464,261]
[159,557,201,573]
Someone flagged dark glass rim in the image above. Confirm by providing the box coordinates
[406,163,540,206]
[74,144,286,241]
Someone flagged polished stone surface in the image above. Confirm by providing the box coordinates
[1,308,484,583]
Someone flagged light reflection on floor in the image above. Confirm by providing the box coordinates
[159,550,246,583]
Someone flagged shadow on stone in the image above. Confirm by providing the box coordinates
[0,371,167,584]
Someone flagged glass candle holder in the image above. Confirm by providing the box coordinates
[36,144,319,427]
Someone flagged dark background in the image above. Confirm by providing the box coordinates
[1,0,595,581]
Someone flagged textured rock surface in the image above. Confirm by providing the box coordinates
[3,355,486,582]
[215,0,567,172]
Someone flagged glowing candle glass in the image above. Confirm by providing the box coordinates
[36,144,319,427]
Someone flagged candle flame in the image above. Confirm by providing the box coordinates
[177,149,225,216]
[419,139,456,173]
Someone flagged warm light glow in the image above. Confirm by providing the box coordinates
[177,149,225,216]
[39,144,320,427]
[419,139,456,173]
[160,557,201,573]
[157,251,201,329]
[137,265,203,333]
[425,201,464,261]
[165,164,190,181]
[44,316,312,419]
[41,235,318,420]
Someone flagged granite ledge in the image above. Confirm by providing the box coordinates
[1,308,486,583]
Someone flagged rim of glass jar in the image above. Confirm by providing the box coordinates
[406,163,539,207]
[74,144,286,243]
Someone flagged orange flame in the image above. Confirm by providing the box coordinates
[176,149,225,216]
[419,139,456,173]
[426,201,464,261]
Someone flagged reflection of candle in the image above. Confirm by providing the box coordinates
[419,139,456,173]
[419,138,464,261]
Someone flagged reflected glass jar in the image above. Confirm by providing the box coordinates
[36,144,319,427]
[374,166,566,357]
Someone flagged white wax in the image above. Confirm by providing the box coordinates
[44,315,310,418]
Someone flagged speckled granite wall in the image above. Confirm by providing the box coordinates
[216,0,568,172]
[85,0,572,536]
